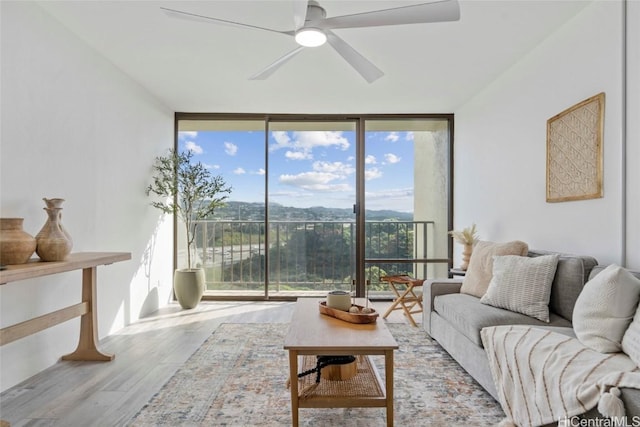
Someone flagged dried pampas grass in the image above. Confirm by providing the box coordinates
[449,223,479,245]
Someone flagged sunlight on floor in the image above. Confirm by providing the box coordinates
[115,298,421,337]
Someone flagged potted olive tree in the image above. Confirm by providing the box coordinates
[147,148,231,309]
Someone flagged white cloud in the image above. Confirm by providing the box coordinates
[279,171,350,192]
[253,168,266,175]
[275,159,357,193]
[365,155,377,165]
[385,132,400,142]
[365,187,414,200]
[405,131,414,141]
[285,150,312,160]
[204,162,220,170]
[366,187,413,199]
[184,141,203,154]
[313,183,351,191]
[312,161,354,176]
[178,131,198,140]
[280,171,337,185]
[224,141,238,156]
[270,131,291,150]
[270,131,350,159]
[365,167,383,181]
[270,190,312,199]
[296,131,350,151]
[384,153,401,164]
[233,167,246,174]
[364,188,413,212]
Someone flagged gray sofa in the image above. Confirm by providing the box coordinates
[423,250,640,422]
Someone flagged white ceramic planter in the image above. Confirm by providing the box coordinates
[173,268,205,309]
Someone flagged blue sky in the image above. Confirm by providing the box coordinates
[178,129,416,212]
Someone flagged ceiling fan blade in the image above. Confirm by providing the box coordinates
[249,46,305,80]
[318,0,460,30]
[293,0,309,30]
[161,7,293,36]
[325,30,383,83]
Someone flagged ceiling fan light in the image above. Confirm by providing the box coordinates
[295,28,327,47]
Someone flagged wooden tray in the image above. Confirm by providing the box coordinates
[319,301,378,324]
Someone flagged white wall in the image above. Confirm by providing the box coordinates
[0,2,174,391]
[454,1,639,269]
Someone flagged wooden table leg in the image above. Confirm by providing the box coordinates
[385,349,394,427]
[62,267,114,361]
[289,350,299,427]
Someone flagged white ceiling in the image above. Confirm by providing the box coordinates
[36,0,590,114]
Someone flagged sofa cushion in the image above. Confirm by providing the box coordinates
[480,254,559,322]
[460,240,529,298]
[528,250,598,322]
[573,264,640,353]
[622,303,640,366]
[433,293,571,347]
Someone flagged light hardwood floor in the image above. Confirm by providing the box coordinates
[0,300,417,426]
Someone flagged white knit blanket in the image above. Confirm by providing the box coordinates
[481,325,640,427]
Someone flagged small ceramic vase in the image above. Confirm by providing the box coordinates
[461,243,473,270]
[327,290,352,311]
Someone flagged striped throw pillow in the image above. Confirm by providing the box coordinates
[480,254,560,322]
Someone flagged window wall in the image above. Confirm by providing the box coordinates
[176,114,453,300]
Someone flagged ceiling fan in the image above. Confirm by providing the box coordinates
[161,0,460,83]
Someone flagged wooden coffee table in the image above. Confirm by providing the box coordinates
[284,298,398,426]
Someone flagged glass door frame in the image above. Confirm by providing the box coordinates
[175,112,454,300]
[264,117,359,298]
[357,116,455,297]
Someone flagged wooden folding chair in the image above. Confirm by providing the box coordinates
[380,275,425,327]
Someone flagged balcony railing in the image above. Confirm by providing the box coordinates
[183,220,445,296]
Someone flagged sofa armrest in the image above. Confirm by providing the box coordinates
[422,279,463,334]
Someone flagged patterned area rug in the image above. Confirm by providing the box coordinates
[129,323,504,426]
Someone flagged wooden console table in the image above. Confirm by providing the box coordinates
[0,252,131,361]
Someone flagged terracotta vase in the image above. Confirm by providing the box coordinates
[0,218,37,265]
[36,207,73,262]
[460,243,473,271]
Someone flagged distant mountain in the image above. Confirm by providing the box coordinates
[212,201,412,222]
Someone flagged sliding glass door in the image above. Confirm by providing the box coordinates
[266,120,357,296]
[362,119,451,297]
[176,114,452,300]
[176,119,267,297]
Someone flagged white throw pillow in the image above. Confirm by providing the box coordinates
[622,303,640,366]
[573,264,640,353]
[480,254,559,322]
